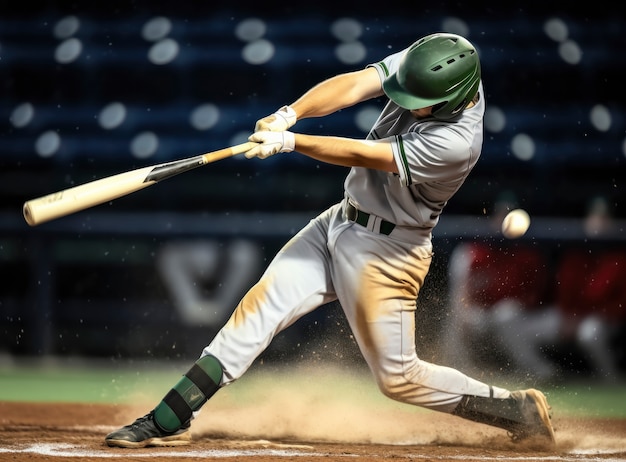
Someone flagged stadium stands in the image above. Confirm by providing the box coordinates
[1,3,624,363]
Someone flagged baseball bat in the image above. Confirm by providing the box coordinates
[23,141,257,226]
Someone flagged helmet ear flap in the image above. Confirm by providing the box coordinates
[431,97,467,119]
[431,73,480,120]
[449,97,470,116]
[451,98,469,114]
[431,101,446,115]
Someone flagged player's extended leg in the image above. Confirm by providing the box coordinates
[104,354,222,448]
[330,224,555,444]
[105,205,340,448]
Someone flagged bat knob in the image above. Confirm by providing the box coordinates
[23,202,36,226]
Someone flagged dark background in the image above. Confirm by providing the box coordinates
[0,1,624,378]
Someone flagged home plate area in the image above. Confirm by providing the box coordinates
[0,402,625,462]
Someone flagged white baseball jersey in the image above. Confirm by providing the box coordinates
[203,46,509,414]
[345,52,485,245]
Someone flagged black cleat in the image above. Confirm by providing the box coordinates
[453,387,556,446]
[105,411,191,448]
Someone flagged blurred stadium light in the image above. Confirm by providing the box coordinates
[0,3,625,362]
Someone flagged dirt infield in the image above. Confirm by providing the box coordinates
[1,400,625,461]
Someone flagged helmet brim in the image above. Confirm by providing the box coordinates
[382,72,442,110]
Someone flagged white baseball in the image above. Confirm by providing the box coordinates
[501,208,530,238]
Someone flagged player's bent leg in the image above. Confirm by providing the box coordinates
[452,388,556,445]
[370,357,555,445]
[371,358,509,410]
[105,355,223,448]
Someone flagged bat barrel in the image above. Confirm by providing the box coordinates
[21,141,257,226]
[22,166,156,226]
[23,192,117,227]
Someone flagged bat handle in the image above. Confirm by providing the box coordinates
[202,141,258,164]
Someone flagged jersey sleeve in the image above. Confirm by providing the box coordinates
[391,125,474,187]
[367,48,407,84]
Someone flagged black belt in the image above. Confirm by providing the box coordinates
[346,203,396,235]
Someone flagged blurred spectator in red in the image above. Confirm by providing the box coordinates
[444,194,560,383]
[555,196,625,381]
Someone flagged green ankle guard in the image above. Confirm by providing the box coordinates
[154,354,223,432]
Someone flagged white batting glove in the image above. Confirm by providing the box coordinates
[254,105,297,132]
[245,131,295,159]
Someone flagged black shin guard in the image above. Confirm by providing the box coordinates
[452,394,523,433]
[153,355,223,432]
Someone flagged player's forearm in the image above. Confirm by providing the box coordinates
[290,68,383,120]
[293,134,398,173]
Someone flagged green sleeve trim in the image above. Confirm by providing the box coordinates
[396,136,412,186]
[379,62,391,77]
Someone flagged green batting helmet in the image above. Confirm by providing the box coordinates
[383,33,481,120]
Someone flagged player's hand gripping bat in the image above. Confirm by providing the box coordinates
[23,141,257,226]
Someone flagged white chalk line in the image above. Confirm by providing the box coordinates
[1,443,625,460]
[0,443,324,458]
[2,425,624,460]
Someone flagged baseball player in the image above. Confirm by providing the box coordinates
[105,33,555,448]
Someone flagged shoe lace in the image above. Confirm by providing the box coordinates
[130,412,155,428]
